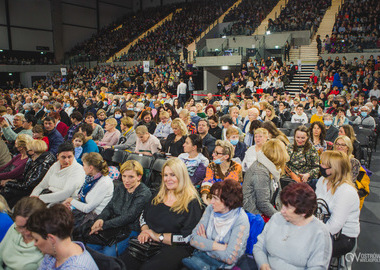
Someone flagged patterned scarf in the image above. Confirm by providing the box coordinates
[78,172,102,203]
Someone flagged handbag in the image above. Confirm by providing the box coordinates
[284,166,302,183]
[314,198,341,240]
[127,238,162,261]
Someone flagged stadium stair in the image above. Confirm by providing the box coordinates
[106,9,182,63]
[287,0,343,65]
[285,64,315,95]
[253,0,287,36]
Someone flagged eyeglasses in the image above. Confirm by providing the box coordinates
[213,151,224,156]
[335,143,347,147]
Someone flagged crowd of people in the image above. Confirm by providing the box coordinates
[66,6,174,62]
[267,0,331,33]
[116,0,236,62]
[325,0,380,53]
[222,0,279,36]
[0,53,56,65]
[0,50,377,268]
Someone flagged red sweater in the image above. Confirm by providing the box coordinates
[56,121,69,138]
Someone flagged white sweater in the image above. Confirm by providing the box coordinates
[31,160,86,204]
[71,176,114,215]
[315,177,360,237]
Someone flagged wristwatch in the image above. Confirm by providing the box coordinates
[159,233,164,243]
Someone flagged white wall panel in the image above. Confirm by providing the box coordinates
[0,0,6,24]
[62,3,96,28]
[62,25,96,52]
[11,28,53,51]
[0,26,9,50]
[9,0,51,29]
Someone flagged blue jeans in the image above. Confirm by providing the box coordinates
[182,251,223,270]
[86,230,139,257]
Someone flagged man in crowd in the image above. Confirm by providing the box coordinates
[44,116,64,155]
[197,119,216,155]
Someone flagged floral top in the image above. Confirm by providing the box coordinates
[201,161,243,194]
[286,144,320,180]
[187,122,197,135]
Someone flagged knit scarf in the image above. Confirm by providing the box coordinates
[206,207,241,243]
[78,172,102,203]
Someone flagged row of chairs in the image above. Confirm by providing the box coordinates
[102,149,166,192]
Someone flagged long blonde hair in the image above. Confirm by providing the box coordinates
[152,158,201,213]
[320,151,355,195]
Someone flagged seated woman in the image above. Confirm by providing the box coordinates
[1,140,56,208]
[178,134,209,186]
[135,126,161,156]
[179,109,197,135]
[310,103,325,124]
[0,134,32,183]
[243,139,289,219]
[183,180,250,270]
[338,124,363,160]
[136,110,157,134]
[333,135,361,183]
[120,158,203,270]
[285,126,320,187]
[63,153,113,229]
[225,127,246,163]
[316,151,360,258]
[97,118,120,147]
[32,124,49,149]
[153,111,173,140]
[242,128,269,172]
[162,118,187,157]
[95,109,107,129]
[30,142,86,205]
[26,204,98,269]
[208,115,222,140]
[84,160,151,257]
[261,121,289,146]
[0,197,46,269]
[332,107,349,128]
[253,183,332,269]
[309,121,327,154]
[263,105,281,127]
[201,140,243,205]
[85,112,104,142]
[106,117,136,152]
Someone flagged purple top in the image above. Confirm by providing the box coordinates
[0,154,28,180]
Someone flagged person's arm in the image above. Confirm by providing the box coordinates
[253,172,278,217]
[0,156,26,180]
[326,187,359,235]
[30,163,55,196]
[109,131,120,146]
[1,126,18,142]
[39,169,85,204]
[70,178,113,213]
[306,148,320,180]
[201,166,214,196]
[206,212,249,265]
[305,225,333,270]
[103,188,151,230]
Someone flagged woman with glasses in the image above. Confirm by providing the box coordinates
[0,197,46,269]
[201,140,243,205]
[333,135,361,182]
[315,151,360,258]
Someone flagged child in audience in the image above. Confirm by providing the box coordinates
[72,133,85,160]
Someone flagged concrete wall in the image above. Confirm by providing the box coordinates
[320,52,380,62]
[196,55,242,67]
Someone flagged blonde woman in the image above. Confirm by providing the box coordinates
[333,135,361,182]
[264,105,281,127]
[179,109,197,135]
[120,158,203,270]
[162,118,187,157]
[242,128,269,172]
[243,139,289,219]
[98,118,121,147]
[239,99,254,118]
[316,151,360,258]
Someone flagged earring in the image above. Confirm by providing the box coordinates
[52,243,57,257]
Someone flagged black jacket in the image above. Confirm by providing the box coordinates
[202,133,216,156]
